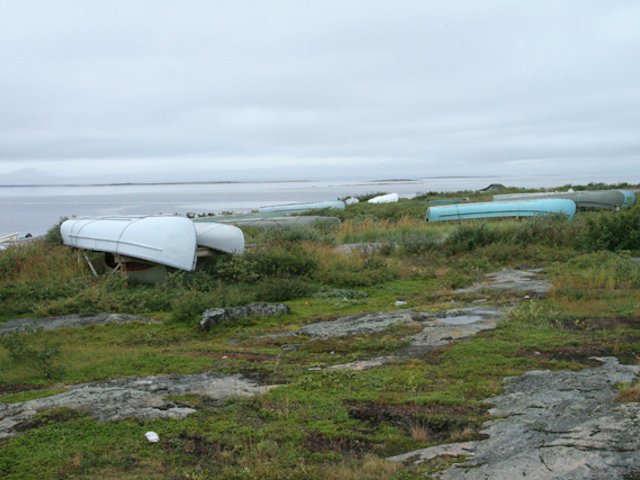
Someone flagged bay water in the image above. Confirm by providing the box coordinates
[1,173,636,236]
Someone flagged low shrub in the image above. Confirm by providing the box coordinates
[254,278,314,302]
[444,223,500,254]
[0,332,65,380]
[399,230,441,256]
[507,215,578,248]
[581,207,640,252]
[249,246,318,279]
[315,255,396,287]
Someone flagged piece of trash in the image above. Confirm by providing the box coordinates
[395,300,408,306]
[308,367,323,371]
[145,431,160,443]
[222,355,228,359]
[523,295,531,299]
[330,351,335,355]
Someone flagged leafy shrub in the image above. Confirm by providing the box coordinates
[43,218,67,247]
[399,230,441,256]
[207,254,260,284]
[507,215,577,248]
[254,278,314,302]
[0,332,65,380]
[581,207,640,252]
[444,223,500,254]
[252,225,332,245]
[249,246,318,278]
[315,255,396,287]
[171,285,254,322]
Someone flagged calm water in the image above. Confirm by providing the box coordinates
[1,174,637,236]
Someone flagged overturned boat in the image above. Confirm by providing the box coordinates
[368,193,399,204]
[258,200,345,214]
[195,215,341,229]
[493,190,629,210]
[61,216,244,274]
[426,198,576,222]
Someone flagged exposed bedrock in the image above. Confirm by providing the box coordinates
[301,307,505,371]
[200,303,290,330]
[389,357,640,479]
[0,372,276,439]
[454,268,552,296]
[0,313,159,336]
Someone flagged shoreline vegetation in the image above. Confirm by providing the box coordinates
[1,183,640,479]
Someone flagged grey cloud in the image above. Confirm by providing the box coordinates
[0,1,639,182]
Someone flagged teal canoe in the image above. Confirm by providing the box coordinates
[426,198,576,222]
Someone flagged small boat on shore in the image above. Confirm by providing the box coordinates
[193,222,244,254]
[61,215,246,273]
[61,216,199,271]
[0,232,19,243]
[258,200,345,214]
[493,190,628,210]
[195,215,341,229]
[426,198,576,222]
[0,232,20,251]
[368,193,399,204]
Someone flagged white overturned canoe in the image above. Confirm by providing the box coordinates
[61,216,198,271]
[193,222,244,254]
[0,232,19,243]
[258,200,345,214]
[368,193,399,204]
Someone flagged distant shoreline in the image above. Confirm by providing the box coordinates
[0,174,562,189]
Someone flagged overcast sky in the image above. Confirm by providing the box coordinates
[1,0,639,184]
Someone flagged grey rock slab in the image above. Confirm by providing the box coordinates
[0,313,159,336]
[409,307,504,350]
[0,372,276,439]
[299,310,420,338]
[315,307,505,370]
[201,303,289,330]
[391,357,640,480]
[327,356,397,371]
[455,269,551,295]
[388,441,476,463]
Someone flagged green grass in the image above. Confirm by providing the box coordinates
[2,185,640,479]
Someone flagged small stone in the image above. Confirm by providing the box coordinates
[395,300,408,306]
[145,431,160,443]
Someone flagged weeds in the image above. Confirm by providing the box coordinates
[1,331,65,380]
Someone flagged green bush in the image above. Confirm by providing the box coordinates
[254,278,314,302]
[171,285,254,322]
[507,215,577,248]
[315,255,396,287]
[581,207,640,252]
[207,254,260,284]
[249,246,318,278]
[444,223,500,254]
[43,218,67,247]
[399,230,441,256]
[0,332,65,380]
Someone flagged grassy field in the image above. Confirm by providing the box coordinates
[1,187,640,479]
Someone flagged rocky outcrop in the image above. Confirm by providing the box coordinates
[301,307,505,370]
[389,357,640,479]
[299,310,420,338]
[200,303,290,330]
[0,313,159,336]
[0,372,276,439]
[454,268,551,296]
